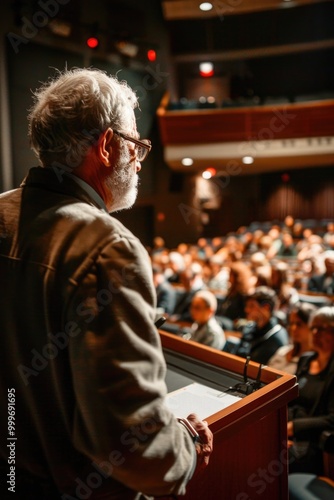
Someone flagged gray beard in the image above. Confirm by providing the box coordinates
[105,146,139,213]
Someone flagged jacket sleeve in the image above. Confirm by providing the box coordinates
[65,234,196,497]
[292,379,334,441]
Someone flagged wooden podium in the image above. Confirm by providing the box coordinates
[159,331,298,500]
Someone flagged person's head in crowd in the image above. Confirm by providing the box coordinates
[196,237,210,260]
[152,264,166,288]
[176,242,189,256]
[302,228,313,241]
[254,265,272,287]
[179,262,204,291]
[258,234,273,253]
[268,227,281,241]
[244,286,278,327]
[323,250,334,276]
[250,251,268,270]
[288,302,317,356]
[152,236,166,255]
[292,221,304,240]
[165,251,185,282]
[190,290,218,325]
[325,234,334,250]
[228,261,255,296]
[326,222,334,233]
[28,67,148,213]
[252,229,264,245]
[281,232,295,248]
[240,231,254,249]
[211,236,224,252]
[209,255,225,274]
[284,215,295,230]
[309,306,334,355]
[271,261,289,290]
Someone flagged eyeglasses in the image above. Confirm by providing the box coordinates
[311,325,334,334]
[113,130,152,162]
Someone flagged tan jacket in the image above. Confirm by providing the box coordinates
[0,167,195,499]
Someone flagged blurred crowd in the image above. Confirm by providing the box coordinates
[150,217,334,332]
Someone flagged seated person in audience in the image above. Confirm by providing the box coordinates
[276,232,298,258]
[164,250,185,283]
[184,290,226,351]
[206,255,229,292]
[235,286,289,364]
[288,306,334,475]
[307,250,334,294]
[268,302,316,374]
[323,222,334,247]
[249,251,270,273]
[169,262,206,323]
[270,261,300,325]
[266,227,282,260]
[151,236,167,256]
[297,233,324,262]
[218,261,256,330]
[152,264,177,316]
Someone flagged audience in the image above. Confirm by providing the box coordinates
[268,302,316,374]
[151,219,334,345]
[185,290,226,350]
[235,286,289,364]
[288,306,334,475]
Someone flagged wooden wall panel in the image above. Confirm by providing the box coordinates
[158,100,334,145]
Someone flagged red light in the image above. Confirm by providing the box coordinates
[281,173,290,183]
[86,37,99,49]
[199,62,214,78]
[147,49,156,62]
[200,69,214,77]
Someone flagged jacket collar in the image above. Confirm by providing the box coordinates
[20,166,108,213]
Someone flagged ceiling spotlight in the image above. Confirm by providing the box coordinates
[202,167,216,179]
[242,156,254,165]
[199,2,213,11]
[182,157,194,166]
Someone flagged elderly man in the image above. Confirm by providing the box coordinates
[0,68,212,499]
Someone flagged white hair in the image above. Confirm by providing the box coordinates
[28,67,138,167]
[193,290,218,312]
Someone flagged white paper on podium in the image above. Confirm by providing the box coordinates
[165,382,242,420]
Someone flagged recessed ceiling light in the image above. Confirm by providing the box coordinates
[182,157,194,166]
[242,156,254,164]
[199,3,213,12]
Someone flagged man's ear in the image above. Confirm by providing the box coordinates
[98,128,114,167]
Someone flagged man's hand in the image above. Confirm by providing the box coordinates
[186,413,213,473]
